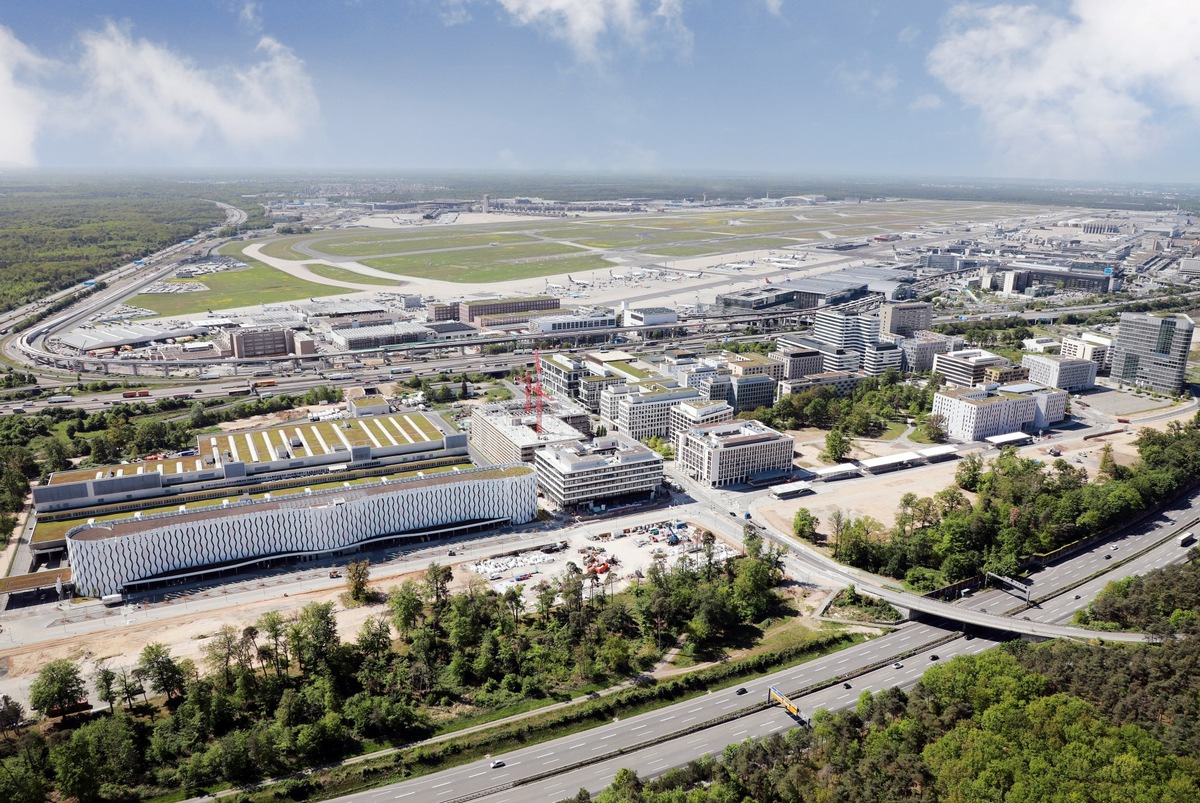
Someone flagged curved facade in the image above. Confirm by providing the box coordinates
[68,466,536,597]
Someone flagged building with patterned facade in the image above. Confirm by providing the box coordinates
[67,465,538,597]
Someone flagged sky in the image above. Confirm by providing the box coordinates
[2,0,1200,181]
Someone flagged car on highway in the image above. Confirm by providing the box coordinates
[891,662,903,669]
[929,654,939,661]
[735,687,748,695]
[1109,544,1119,550]
[843,682,852,689]
[1105,554,1112,560]
[490,760,505,769]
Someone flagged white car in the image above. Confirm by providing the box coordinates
[490,760,505,769]
[892,662,903,669]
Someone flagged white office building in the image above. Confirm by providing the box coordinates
[599,381,702,441]
[1021,354,1097,392]
[1060,333,1112,372]
[812,309,880,353]
[534,437,663,510]
[931,384,1068,441]
[676,420,794,487]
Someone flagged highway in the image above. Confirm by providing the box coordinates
[315,484,1198,803]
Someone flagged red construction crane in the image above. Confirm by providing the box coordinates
[533,349,545,433]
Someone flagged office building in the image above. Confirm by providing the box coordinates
[599,381,701,441]
[862,342,903,376]
[932,349,1011,388]
[931,384,1067,441]
[776,372,862,399]
[812,309,880,354]
[879,302,933,337]
[730,374,778,412]
[469,399,591,464]
[457,296,560,323]
[529,308,619,333]
[534,436,663,510]
[218,327,295,359]
[668,399,734,435]
[1021,354,1097,392]
[769,347,823,379]
[723,351,786,381]
[886,331,964,373]
[328,323,432,351]
[675,420,794,487]
[1111,312,1194,394]
[982,364,1029,384]
[1060,333,1112,372]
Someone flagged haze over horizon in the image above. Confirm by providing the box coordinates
[3,1,1200,183]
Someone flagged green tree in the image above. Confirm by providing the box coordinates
[388,579,424,639]
[28,659,86,717]
[792,508,820,543]
[822,428,852,463]
[93,662,117,712]
[138,643,184,700]
[920,413,947,443]
[346,558,372,603]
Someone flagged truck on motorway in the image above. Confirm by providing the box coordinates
[1181,533,1195,548]
[389,366,413,375]
[325,373,354,381]
[47,395,73,404]
[121,389,151,398]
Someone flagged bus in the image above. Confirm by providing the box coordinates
[251,380,276,389]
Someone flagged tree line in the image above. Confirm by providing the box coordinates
[0,537,785,801]
[795,420,1200,590]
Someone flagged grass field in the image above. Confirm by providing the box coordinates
[304,264,399,286]
[648,236,810,257]
[361,242,606,282]
[310,231,536,257]
[129,244,344,316]
[258,239,312,260]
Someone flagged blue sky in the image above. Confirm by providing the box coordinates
[2,1,1199,181]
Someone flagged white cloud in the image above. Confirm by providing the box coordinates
[928,0,1200,175]
[764,0,784,15]
[835,63,898,97]
[459,0,691,62]
[910,92,942,111]
[239,2,263,32]
[439,0,473,25]
[73,23,317,153]
[897,25,919,44]
[0,26,49,166]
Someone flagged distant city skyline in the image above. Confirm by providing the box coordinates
[2,1,1199,181]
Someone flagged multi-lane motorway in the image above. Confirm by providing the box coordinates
[317,485,1195,803]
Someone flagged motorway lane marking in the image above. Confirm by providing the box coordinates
[682,716,695,723]
[569,742,585,749]
[395,793,414,799]
[631,724,648,731]
[468,772,485,778]
[733,729,747,736]
[600,733,617,739]
[536,751,555,758]
[543,760,558,765]
[687,737,706,745]
[688,706,703,712]
[660,715,675,722]
[431,782,451,789]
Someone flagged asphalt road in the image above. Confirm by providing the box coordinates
[332,622,987,803]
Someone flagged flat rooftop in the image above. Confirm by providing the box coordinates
[70,465,528,542]
[48,411,448,485]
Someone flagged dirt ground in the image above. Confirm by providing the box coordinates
[759,408,1188,541]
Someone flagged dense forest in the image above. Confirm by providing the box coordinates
[1078,547,1200,634]
[795,420,1200,589]
[0,533,789,801]
[581,639,1200,803]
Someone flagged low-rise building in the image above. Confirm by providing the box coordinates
[458,296,560,323]
[675,420,794,487]
[1022,336,1061,353]
[776,371,862,399]
[624,307,678,327]
[886,330,964,373]
[769,346,823,379]
[1060,333,1112,372]
[218,327,297,359]
[529,307,619,333]
[599,381,701,441]
[469,399,591,464]
[933,349,1011,387]
[931,383,1068,441]
[983,364,1029,384]
[346,386,390,417]
[534,436,663,510]
[862,342,903,376]
[328,323,432,351]
[1021,354,1097,391]
[669,399,734,435]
